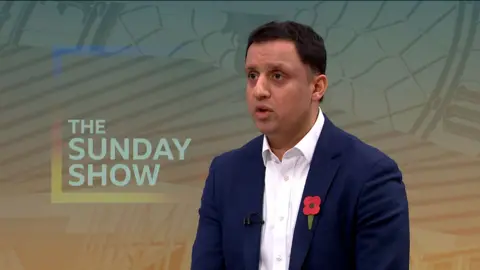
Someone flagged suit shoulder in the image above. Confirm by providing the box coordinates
[210,135,262,169]
[338,128,398,170]
[334,128,402,196]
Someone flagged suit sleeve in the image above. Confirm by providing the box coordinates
[355,157,410,270]
[191,157,226,270]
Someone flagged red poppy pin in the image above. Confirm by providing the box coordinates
[303,196,321,230]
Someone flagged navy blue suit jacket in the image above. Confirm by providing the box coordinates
[191,115,410,270]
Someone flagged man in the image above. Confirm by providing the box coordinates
[191,21,410,270]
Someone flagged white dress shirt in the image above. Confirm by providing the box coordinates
[259,108,325,270]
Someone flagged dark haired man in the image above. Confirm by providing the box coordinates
[191,21,409,270]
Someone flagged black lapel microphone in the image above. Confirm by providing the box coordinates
[243,212,264,226]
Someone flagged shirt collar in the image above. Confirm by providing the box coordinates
[262,107,325,165]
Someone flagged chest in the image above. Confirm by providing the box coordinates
[220,158,358,269]
[262,157,309,237]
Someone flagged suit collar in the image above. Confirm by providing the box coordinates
[289,115,345,270]
[241,136,265,270]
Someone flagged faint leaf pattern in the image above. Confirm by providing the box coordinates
[0,2,480,270]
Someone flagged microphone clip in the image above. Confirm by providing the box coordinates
[243,212,264,226]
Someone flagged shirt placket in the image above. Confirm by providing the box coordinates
[272,159,293,270]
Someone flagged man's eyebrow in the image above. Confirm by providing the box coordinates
[268,63,288,70]
[245,63,290,71]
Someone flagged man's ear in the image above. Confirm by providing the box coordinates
[312,74,328,102]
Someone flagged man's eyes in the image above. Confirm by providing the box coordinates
[271,72,283,80]
[247,73,258,80]
[247,72,284,80]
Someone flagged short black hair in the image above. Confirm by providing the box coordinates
[245,20,327,75]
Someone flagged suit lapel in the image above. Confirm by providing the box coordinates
[241,136,265,270]
[289,116,342,270]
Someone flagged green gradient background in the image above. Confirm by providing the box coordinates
[0,1,479,269]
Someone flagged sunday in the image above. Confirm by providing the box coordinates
[68,137,192,161]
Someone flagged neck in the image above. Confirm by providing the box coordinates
[268,107,319,160]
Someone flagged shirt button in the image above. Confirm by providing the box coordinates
[284,176,289,181]
[276,256,282,262]
[279,216,284,221]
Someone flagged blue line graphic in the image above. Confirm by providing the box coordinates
[51,46,148,76]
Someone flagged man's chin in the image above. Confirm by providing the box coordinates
[255,122,277,135]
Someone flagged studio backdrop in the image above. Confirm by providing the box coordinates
[0,1,479,269]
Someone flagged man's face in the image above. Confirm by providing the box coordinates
[245,40,324,136]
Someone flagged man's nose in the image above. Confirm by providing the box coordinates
[253,76,270,99]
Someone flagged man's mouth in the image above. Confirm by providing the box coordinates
[255,105,272,113]
[254,106,272,119]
